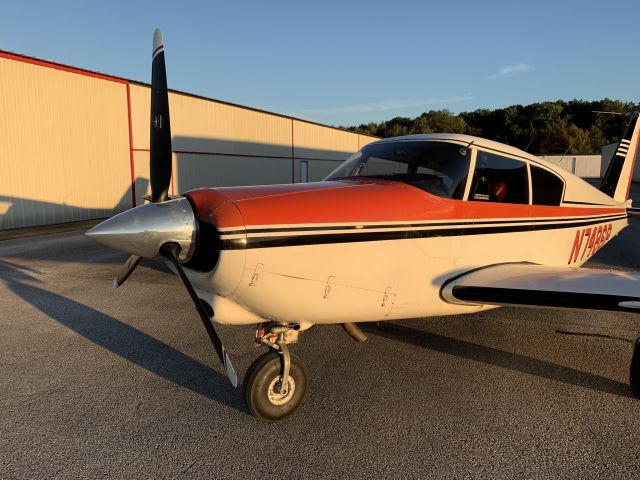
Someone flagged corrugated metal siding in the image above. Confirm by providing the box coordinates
[131,84,297,192]
[293,120,358,161]
[130,85,293,155]
[129,84,150,150]
[0,56,131,229]
[291,132,378,182]
[175,154,292,190]
[308,160,344,182]
[0,53,380,229]
[132,150,151,206]
[358,134,378,149]
[172,91,293,158]
[538,154,602,179]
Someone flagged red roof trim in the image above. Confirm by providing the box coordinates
[0,50,128,84]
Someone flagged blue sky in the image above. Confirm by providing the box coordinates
[1,0,638,126]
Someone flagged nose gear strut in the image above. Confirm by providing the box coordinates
[254,323,300,392]
[276,332,291,394]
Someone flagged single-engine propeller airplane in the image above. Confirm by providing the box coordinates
[88,29,640,421]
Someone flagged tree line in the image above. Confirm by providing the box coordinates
[344,99,638,155]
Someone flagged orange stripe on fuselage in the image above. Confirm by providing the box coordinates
[184,180,625,230]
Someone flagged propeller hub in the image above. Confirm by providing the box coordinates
[86,197,196,262]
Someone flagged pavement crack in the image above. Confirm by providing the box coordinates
[555,329,633,343]
[175,461,196,479]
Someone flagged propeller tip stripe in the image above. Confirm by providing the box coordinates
[152,29,164,58]
[152,45,164,60]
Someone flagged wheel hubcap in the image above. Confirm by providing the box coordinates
[267,375,296,405]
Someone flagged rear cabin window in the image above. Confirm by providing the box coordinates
[470,151,529,204]
[530,165,564,206]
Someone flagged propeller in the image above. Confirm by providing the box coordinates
[114,28,174,289]
[105,30,237,386]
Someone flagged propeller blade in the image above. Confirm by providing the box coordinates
[150,28,172,203]
[113,254,142,289]
[110,31,176,290]
[160,243,238,387]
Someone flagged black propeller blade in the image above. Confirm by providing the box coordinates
[150,28,173,203]
[161,243,238,387]
[113,254,142,289]
[114,29,173,289]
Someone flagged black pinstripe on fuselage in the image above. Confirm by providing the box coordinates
[218,213,628,250]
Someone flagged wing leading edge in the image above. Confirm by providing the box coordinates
[441,263,640,313]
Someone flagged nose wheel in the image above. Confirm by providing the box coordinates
[244,323,308,421]
[244,351,308,421]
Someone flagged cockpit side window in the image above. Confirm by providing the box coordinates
[471,151,529,204]
[530,165,564,206]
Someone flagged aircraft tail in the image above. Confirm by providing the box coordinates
[599,111,640,202]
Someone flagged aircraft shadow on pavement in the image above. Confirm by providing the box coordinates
[11,246,174,274]
[362,322,631,399]
[1,261,243,413]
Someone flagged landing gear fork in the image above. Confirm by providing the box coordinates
[276,331,292,395]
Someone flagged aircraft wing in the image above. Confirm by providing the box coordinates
[441,263,640,313]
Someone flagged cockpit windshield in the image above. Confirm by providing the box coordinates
[325,141,471,199]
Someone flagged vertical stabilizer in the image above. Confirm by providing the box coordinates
[600,111,640,202]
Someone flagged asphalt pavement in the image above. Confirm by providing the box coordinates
[2,201,640,479]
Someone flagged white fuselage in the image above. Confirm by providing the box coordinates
[188,212,627,327]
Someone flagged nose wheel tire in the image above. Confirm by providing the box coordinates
[244,351,308,421]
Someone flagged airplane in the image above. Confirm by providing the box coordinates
[87,29,640,421]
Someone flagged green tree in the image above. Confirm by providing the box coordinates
[346,98,640,154]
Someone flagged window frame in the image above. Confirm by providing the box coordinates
[461,147,477,201]
[527,163,533,205]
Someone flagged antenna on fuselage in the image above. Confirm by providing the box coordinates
[524,135,535,152]
[559,137,577,165]
[461,139,474,155]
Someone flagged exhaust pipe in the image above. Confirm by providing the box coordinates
[342,322,367,342]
